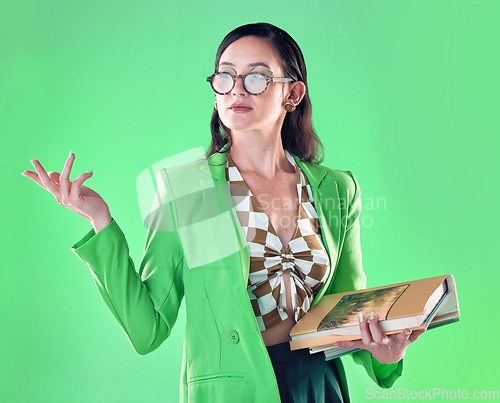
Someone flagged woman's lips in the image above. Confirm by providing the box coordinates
[229,103,253,113]
[230,106,253,113]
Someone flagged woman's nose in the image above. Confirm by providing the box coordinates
[231,75,247,96]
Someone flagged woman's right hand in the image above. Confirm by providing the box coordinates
[22,151,112,232]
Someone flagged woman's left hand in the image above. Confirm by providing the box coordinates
[333,312,425,364]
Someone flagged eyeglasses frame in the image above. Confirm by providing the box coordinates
[206,72,294,96]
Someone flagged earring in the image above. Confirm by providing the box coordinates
[284,102,296,112]
[214,101,218,110]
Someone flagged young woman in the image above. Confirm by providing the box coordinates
[22,23,423,403]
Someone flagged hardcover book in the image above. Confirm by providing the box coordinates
[289,274,460,359]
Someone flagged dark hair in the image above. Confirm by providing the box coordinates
[207,22,324,164]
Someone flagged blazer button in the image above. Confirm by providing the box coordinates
[229,330,240,344]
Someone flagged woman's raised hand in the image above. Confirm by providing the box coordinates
[21,151,112,232]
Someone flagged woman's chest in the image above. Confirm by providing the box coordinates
[240,170,298,248]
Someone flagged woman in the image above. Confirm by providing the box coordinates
[22,23,423,403]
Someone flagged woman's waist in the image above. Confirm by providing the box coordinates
[261,311,296,346]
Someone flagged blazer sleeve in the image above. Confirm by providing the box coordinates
[70,169,186,355]
[334,170,403,388]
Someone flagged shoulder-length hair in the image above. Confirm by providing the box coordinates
[207,22,324,164]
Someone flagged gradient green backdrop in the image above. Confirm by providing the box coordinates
[2,1,498,402]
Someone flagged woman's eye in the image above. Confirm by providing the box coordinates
[218,67,237,75]
[250,71,269,79]
[250,67,273,76]
[250,73,268,82]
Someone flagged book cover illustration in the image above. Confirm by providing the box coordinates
[317,284,409,331]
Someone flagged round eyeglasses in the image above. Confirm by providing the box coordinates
[206,72,294,96]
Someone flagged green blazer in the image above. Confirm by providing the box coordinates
[71,144,403,402]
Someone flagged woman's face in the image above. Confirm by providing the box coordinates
[215,35,290,135]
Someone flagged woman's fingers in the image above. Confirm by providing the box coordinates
[47,172,61,184]
[359,313,373,345]
[393,328,424,343]
[22,170,46,189]
[395,328,412,341]
[367,312,385,343]
[68,171,94,202]
[24,170,62,188]
[409,329,425,343]
[23,154,108,224]
[30,159,60,199]
[59,151,74,200]
[333,339,363,349]
[27,153,82,207]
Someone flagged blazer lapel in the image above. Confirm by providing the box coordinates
[293,157,342,307]
[199,145,250,282]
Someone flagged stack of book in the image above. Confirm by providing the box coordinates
[289,275,460,359]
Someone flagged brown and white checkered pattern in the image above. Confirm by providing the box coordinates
[226,150,331,331]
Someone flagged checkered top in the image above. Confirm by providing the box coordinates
[226,150,331,331]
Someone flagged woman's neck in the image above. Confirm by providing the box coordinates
[229,128,294,179]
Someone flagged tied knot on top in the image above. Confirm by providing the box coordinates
[251,251,313,320]
[281,252,295,270]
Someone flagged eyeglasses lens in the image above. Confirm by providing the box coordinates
[213,73,234,94]
[244,74,266,94]
[213,73,267,95]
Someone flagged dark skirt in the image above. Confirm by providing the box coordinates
[266,342,345,403]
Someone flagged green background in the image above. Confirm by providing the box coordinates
[2,0,498,401]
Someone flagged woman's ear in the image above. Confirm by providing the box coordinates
[287,81,306,106]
